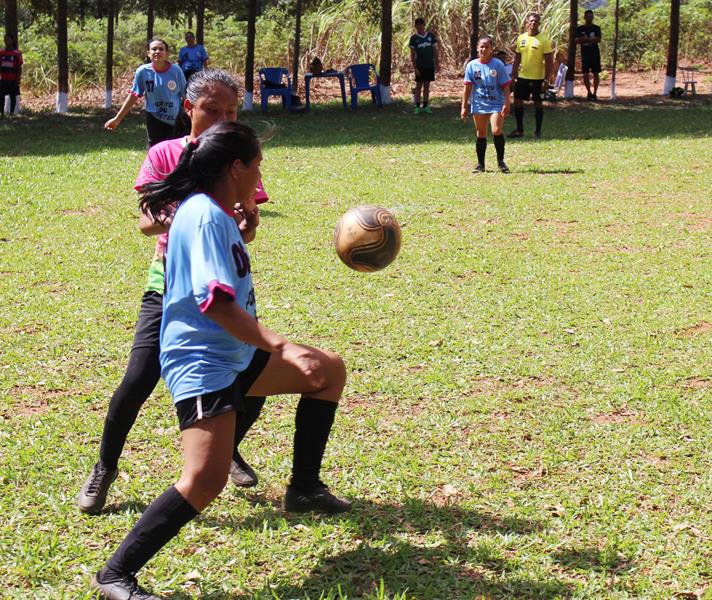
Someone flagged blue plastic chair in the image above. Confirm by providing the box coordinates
[344,63,382,109]
[259,67,292,113]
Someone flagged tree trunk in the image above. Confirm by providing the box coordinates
[663,0,680,94]
[105,0,115,109]
[469,0,479,60]
[379,0,392,103]
[196,0,205,45]
[147,0,155,41]
[56,0,69,112]
[611,0,620,98]
[243,0,257,110]
[4,0,18,46]
[564,0,577,98]
[292,0,302,93]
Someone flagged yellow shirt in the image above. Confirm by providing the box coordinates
[515,32,553,80]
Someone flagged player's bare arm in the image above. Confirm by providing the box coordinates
[105,94,138,130]
[461,82,472,121]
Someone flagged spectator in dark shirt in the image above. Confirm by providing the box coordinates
[575,10,602,100]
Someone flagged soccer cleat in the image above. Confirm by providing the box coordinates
[284,483,352,514]
[507,129,523,139]
[229,457,258,488]
[587,92,594,100]
[498,161,510,173]
[472,164,486,174]
[413,106,420,115]
[78,462,118,514]
[422,106,432,114]
[90,572,160,600]
[534,131,542,140]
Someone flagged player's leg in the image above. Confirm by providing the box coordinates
[0,88,5,116]
[78,291,163,514]
[583,66,592,99]
[93,408,235,599]
[229,395,266,487]
[532,80,544,139]
[592,60,600,99]
[414,81,423,112]
[490,111,508,172]
[246,346,351,512]
[510,79,527,137]
[9,83,18,114]
[422,80,432,112]
[473,114,490,172]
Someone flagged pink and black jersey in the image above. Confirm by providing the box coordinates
[0,49,23,81]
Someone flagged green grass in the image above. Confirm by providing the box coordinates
[0,96,711,599]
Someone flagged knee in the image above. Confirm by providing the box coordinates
[177,469,229,507]
[315,351,346,401]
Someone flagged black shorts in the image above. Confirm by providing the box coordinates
[145,112,177,148]
[0,80,20,96]
[581,55,602,74]
[514,78,544,102]
[131,291,163,351]
[175,349,271,430]
[415,68,435,83]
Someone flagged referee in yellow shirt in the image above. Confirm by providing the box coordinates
[509,13,553,139]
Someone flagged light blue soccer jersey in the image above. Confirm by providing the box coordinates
[464,58,511,114]
[178,44,209,71]
[160,192,257,403]
[131,63,186,124]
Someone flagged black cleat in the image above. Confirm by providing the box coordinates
[498,161,510,173]
[472,164,486,174]
[91,572,160,599]
[284,484,352,514]
[78,462,118,514]
[534,131,542,140]
[508,129,523,138]
[229,457,258,488]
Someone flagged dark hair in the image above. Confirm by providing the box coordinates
[528,12,540,20]
[415,17,425,25]
[584,9,594,15]
[185,31,195,37]
[139,121,261,224]
[186,69,240,104]
[147,38,169,52]
[477,35,494,46]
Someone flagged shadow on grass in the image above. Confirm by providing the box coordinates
[173,497,572,599]
[551,546,633,574]
[1,97,710,158]
[522,168,586,175]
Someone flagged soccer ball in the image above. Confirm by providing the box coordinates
[333,206,401,272]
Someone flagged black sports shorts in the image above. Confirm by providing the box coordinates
[145,112,177,148]
[175,349,271,430]
[131,291,163,351]
[581,55,602,74]
[415,68,435,83]
[514,78,544,102]
[0,80,20,96]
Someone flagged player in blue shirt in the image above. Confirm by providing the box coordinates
[178,31,209,82]
[461,36,512,173]
[90,121,351,600]
[105,38,187,147]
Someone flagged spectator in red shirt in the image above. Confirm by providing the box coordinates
[0,33,23,116]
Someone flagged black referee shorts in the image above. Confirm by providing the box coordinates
[514,78,544,102]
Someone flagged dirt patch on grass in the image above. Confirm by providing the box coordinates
[590,409,640,425]
[677,321,712,337]
[682,377,711,389]
[682,213,712,232]
[3,385,69,417]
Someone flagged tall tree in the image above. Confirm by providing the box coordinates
[243,0,257,110]
[564,0,577,98]
[196,0,205,45]
[105,0,115,108]
[4,0,18,46]
[292,0,302,93]
[379,0,392,103]
[663,0,680,94]
[56,0,69,112]
[147,0,155,41]
[469,0,479,60]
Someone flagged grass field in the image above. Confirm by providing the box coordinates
[0,96,711,599]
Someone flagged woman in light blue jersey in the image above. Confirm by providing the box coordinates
[90,121,350,600]
[461,36,512,173]
[105,38,187,147]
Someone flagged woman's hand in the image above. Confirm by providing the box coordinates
[281,343,326,390]
[234,203,260,243]
[104,117,120,130]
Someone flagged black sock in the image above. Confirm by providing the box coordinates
[535,107,543,134]
[99,346,162,470]
[515,106,524,132]
[291,397,337,493]
[9,95,16,114]
[475,137,487,167]
[232,396,266,464]
[493,134,505,163]
[415,102,421,107]
[103,486,198,579]
[0,95,5,115]
[423,101,428,107]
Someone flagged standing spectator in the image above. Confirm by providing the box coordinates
[509,13,553,139]
[462,36,512,174]
[0,33,23,117]
[409,17,439,114]
[105,39,186,148]
[178,31,209,82]
[576,10,602,100]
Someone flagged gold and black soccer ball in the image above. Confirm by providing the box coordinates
[333,206,401,272]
